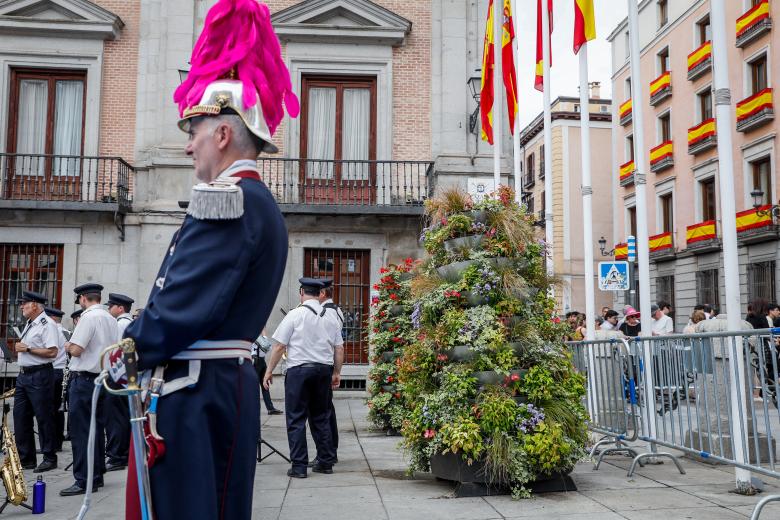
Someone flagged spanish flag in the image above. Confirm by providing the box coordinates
[481,0,519,143]
[535,0,553,91]
[573,0,596,54]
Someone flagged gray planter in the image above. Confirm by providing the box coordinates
[380,321,395,331]
[510,286,539,300]
[466,209,489,224]
[397,272,415,282]
[513,395,528,405]
[488,257,514,270]
[444,234,485,252]
[471,370,504,386]
[387,304,406,317]
[443,345,475,362]
[381,385,395,392]
[381,351,397,363]
[436,259,478,283]
[507,342,526,357]
[461,290,490,307]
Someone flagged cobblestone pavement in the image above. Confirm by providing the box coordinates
[12,398,780,519]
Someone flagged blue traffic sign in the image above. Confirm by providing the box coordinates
[598,261,630,291]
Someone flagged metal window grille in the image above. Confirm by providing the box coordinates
[0,244,64,349]
[304,248,370,365]
[696,268,720,309]
[656,275,675,310]
[747,261,777,303]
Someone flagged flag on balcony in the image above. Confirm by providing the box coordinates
[687,42,712,72]
[736,206,773,232]
[573,0,595,54]
[535,0,553,91]
[736,88,773,122]
[650,72,671,97]
[686,221,716,244]
[650,141,673,165]
[736,0,770,38]
[480,0,519,143]
[649,232,673,253]
[688,119,716,145]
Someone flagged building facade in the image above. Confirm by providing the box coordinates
[0,0,521,386]
[519,92,614,315]
[608,0,780,330]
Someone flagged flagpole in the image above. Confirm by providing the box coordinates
[493,0,503,190]
[711,0,752,492]
[512,0,521,202]
[578,46,595,342]
[541,0,554,280]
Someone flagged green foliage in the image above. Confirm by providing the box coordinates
[440,419,484,462]
[520,421,574,475]
[477,390,518,432]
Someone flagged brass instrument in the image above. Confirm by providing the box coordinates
[0,409,27,506]
[0,389,13,401]
[58,357,70,413]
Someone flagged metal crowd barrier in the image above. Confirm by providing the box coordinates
[569,328,780,520]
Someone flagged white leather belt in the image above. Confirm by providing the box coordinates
[171,340,253,361]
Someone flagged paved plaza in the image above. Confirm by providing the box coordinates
[8,398,780,519]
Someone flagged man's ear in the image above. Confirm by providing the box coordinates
[215,123,231,151]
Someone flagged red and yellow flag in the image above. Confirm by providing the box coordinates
[535,0,553,91]
[650,141,673,165]
[650,72,671,97]
[688,119,716,146]
[480,0,519,143]
[736,206,773,232]
[736,88,773,122]
[686,221,717,244]
[737,0,770,38]
[573,0,596,54]
[687,41,712,72]
[649,232,673,253]
[614,243,628,260]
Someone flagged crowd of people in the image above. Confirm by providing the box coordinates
[563,298,780,340]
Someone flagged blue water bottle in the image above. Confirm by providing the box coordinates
[32,475,45,514]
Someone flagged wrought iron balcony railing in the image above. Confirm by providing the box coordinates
[256,158,433,210]
[0,153,132,211]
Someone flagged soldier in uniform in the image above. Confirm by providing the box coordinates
[264,278,344,478]
[13,291,58,473]
[104,293,134,471]
[60,283,118,496]
[122,0,294,516]
[44,306,68,451]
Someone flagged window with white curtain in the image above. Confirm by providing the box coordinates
[15,80,48,176]
[342,88,370,181]
[305,87,336,180]
[53,80,84,177]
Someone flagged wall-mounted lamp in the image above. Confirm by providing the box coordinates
[467,71,481,135]
[598,235,615,256]
[751,189,780,219]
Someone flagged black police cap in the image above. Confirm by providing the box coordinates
[298,277,326,291]
[18,290,47,305]
[320,278,334,289]
[44,307,65,318]
[107,293,134,307]
[74,283,103,304]
[70,308,84,320]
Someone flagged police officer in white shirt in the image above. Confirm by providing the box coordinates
[60,283,118,497]
[103,293,134,471]
[14,291,59,473]
[44,306,68,452]
[264,278,344,478]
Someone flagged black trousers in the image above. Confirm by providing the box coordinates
[14,365,57,465]
[329,389,339,452]
[285,364,335,472]
[149,359,259,520]
[252,356,276,412]
[103,392,130,464]
[52,368,65,451]
[68,374,105,487]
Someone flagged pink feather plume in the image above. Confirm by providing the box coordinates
[173,0,300,135]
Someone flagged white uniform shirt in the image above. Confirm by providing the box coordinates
[53,323,68,370]
[17,311,59,367]
[116,313,133,342]
[272,300,344,368]
[320,298,345,342]
[652,314,674,336]
[69,304,119,373]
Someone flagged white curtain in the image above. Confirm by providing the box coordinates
[15,80,48,177]
[306,87,336,180]
[342,88,370,181]
[53,80,84,177]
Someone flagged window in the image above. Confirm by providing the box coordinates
[749,54,768,95]
[626,135,635,161]
[0,244,64,350]
[660,192,674,233]
[526,153,535,183]
[656,275,676,315]
[659,112,671,142]
[625,32,631,58]
[748,261,777,303]
[698,88,713,122]
[701,177,717,221]
[752,0,764,6]
[540,190,546,219]
[658,0,668,28]
[627,206,637,237]
[751,156,772,204]
[524,194,535,215]
[625,77,632,99]
[539,145,545,179]
[696,269,720,309]
[574,104,580,113]
[6,69,86,179]
[697,15,711,45]
[658,47,670,73]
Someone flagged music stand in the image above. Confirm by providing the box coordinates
[256,411,290,463]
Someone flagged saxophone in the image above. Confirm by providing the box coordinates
[0,411,27,505]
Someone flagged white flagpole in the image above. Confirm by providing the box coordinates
[579,46,595,342]
[541,0,554,279]
[493,0,503,190]
[710,0,752,492]
[512,0,521,202]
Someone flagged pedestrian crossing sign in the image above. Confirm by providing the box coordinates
[598,261,629,291]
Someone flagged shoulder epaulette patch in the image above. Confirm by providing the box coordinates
[186,179,244,220]
[40,317,47,324]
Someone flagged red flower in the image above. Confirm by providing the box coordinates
[391,337,403,343]
[389,293,398,301]
[380,267,389,274]
[387,376,394,383]
[510,373,520,382]
[437,354,448,362]
[393,392,401,399]
[552,316,561,324]
[424,429,436,439]
[372,284,379,290]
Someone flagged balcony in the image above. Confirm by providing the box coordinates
[649,231,675,261]
[649,72,672,106]
[523,171,535,189]
[619,99,632,126]
[687,41,712,81]
[649,141,674,173]
[736,0,771,48]
[688,119,717,155]
[257,158,432,215]
[0,153,132,212]
[686,220,719,253]
[736,88,774,132]
[619,160,635,187]
[736,205,780,245]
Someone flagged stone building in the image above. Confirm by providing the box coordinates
[0,0,526,386]
[608,0,780,330]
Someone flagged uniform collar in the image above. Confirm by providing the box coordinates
[217,159,260,180]
[31,311,47,325]
[83,303,103,314]
[322,298,334,305]
[118,313,133,321]
[300,299,323,311]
